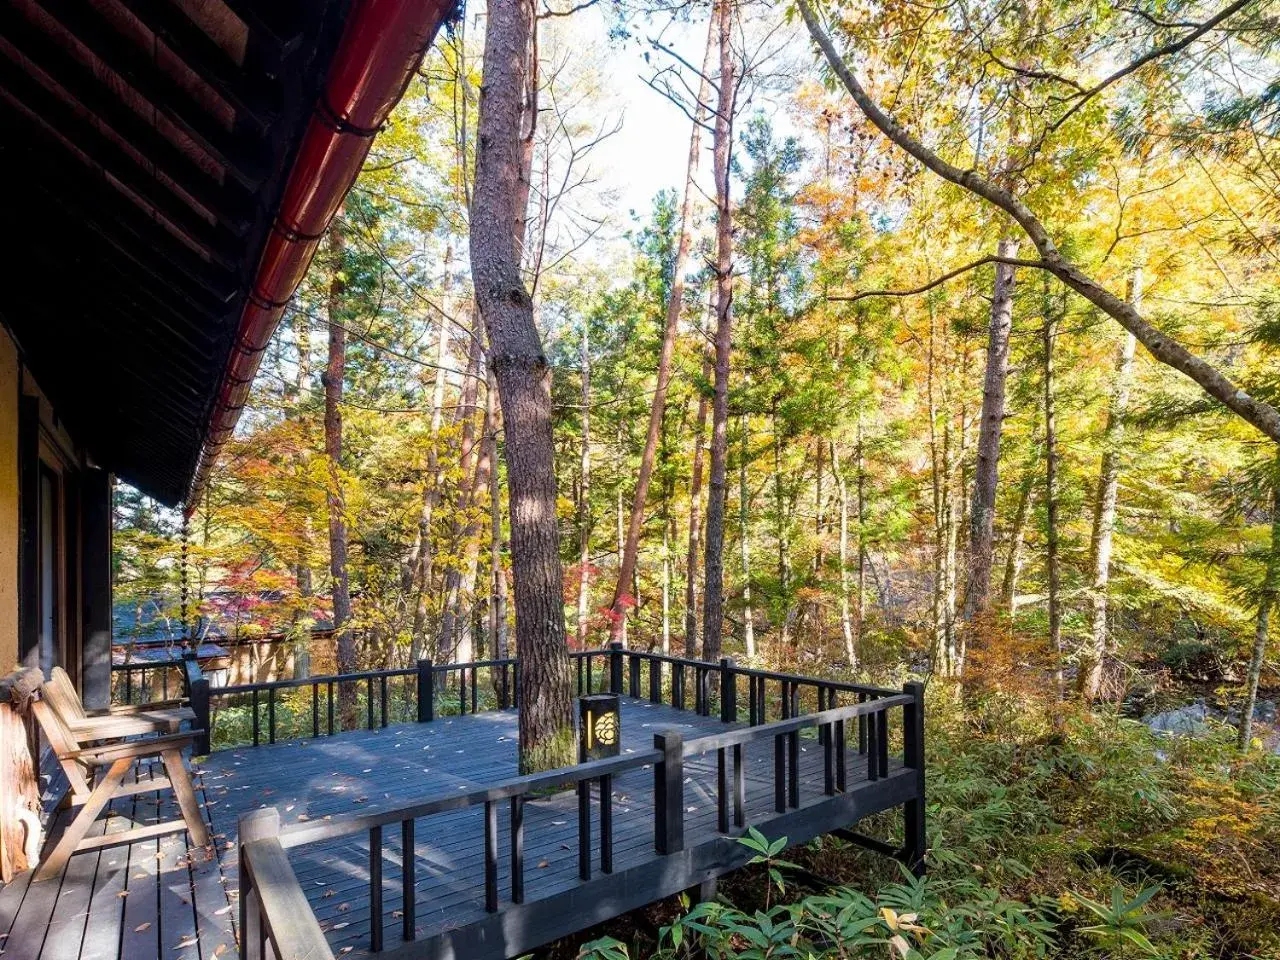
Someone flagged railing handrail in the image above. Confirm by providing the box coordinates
[679,694,915,754]
[273,689,914,853]
[211,666,416,697]
[276,747,662,849]
[584,646,900,699]
[149,646,892,700]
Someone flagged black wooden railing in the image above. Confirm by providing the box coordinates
[234,650,924,960]
[113,645,903,758]
[111,658,185,704]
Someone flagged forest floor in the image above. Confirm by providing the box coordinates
[538,683,1280,960]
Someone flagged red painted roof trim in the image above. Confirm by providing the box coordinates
[186,0,455,513]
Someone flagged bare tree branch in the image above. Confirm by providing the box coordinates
[828,255,1050,302]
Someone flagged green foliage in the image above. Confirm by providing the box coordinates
[1069,885,1164,956]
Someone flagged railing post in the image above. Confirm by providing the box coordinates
[719,657,736,723]
[238,807,280,960]
[609,641,624,695]
[182,651,210,756]
[653,730,684,854]
[902,681,927,876]
[416,659,434,722]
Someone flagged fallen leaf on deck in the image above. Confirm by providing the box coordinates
[134,923,151,932]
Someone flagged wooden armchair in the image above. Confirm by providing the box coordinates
[44,666,195,741]
[30,692,210,882]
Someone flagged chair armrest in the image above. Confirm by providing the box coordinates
[88,699,189,715]
[67,710,193,741]
[69,731,201,763]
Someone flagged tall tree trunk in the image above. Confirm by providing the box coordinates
[738,416,756,658]
[576,322,593,647]
[1240,448,1280,749]
[1043,294,1063,694]
[487,367,509,660]
[855,415,867,652]
[1080,269,1141,699]
[614,424,628,646]
[454,398,493,664]
[410,284,454,657]
[833,442,857,667]
[685,331,713,656]
[1000,443,1040,616]
[291,308,313,679]
[323,222,356,723]
[701,0,737,663]
[470,0,573,773]
[772,405,794,647]
[607,14,716,641]
[437,331,484,660]
[963,240,1017,621]
[926,302,954,674]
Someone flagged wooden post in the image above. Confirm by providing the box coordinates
[902,681,926,876]
[182,652,210,755]
[80,468,114,710]
[608,641,624,695]
[653,730,684,854]
[0,670,42,882]
[239,807,281,960]
[417,659,434,722]
[719,657,736,723]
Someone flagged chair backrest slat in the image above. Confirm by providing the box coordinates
[32,697,81,759]
[46,667,87,721]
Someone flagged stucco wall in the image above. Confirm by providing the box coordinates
[0,334,18,670]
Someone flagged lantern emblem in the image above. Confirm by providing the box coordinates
[578,693,621,761]
[592,709,618,747]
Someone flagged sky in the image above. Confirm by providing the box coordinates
[555,4,811,239]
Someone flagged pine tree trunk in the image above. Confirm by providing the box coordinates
[470,0,573,773]
[927,304,952,673]
[772,405,794,647]
[739,416,756,658]
[1000,445,1039,616]
[323,222,356,723]
[437,331,484,660]
[701,0,736,664]
[454,395,493,664]
[833,442,856,667]
[1240,449,1280,749]
[1080,269,1141,699]
[1043,296,1063,694]
[685,331,712,656]
[963,240,1017,621]
[410,293,453,657]
[291,308,313,678]
[607,13,716,641]
[614,427,628,646]
[487,367,509,660]
[576,322,592,648]
[855,415,867,650]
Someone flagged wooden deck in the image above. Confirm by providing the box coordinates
[1,695,916,960]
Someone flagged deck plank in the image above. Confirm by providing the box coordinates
[79,772,136,960]
[120,764,163,960]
